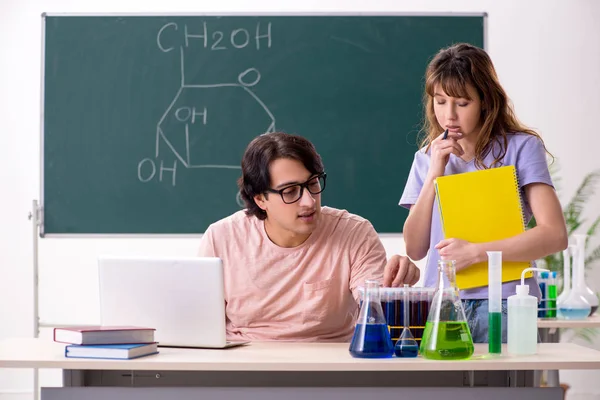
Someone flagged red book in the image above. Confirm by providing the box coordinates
[53,326,155,345]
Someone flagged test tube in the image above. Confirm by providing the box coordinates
[538,272,547,318]
[393,289,401,340]
[419,289,428,341]
[419,289,433,342]
[380,288,388,322]
[410,289,418,338]
[409,289,420,339]
[382,288,395,341]
[487,251,502,354]
[547,272,557,318]
[379,289,390,340]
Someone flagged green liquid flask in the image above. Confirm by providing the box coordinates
[420,260,474,360]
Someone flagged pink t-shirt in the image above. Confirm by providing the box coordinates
[197,206,386,342]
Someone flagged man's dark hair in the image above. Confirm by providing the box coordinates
[237,132,324,220]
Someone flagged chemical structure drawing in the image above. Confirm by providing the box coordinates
[138,21,276,200]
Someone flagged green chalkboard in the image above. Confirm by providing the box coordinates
[42,14,485,235]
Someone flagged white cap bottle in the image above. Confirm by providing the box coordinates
[507,267,549,355]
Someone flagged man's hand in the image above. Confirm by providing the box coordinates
[383,255,420,287]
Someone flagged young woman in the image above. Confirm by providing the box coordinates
[399,43,568,342]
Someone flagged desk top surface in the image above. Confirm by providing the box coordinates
[0,338,599,372]
[538,314,600,328]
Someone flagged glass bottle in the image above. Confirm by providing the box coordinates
[572,234,599,316]
[558,242,592,319]
[349,280,394,358]
[420,260,474,360]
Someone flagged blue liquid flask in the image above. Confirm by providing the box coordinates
[558,244,592,320]
[349,280,394,358]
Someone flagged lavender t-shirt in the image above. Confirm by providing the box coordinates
[399,133,552,300]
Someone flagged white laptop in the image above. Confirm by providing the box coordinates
[98,256,249,349]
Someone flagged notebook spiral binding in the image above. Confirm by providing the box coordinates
[511,166,535,270]
[511,166,528,231]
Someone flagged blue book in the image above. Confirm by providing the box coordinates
[65,342,159,359]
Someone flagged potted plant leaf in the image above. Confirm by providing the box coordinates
[528,164,600,342]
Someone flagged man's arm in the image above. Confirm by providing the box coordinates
[197,226,216,257]
[348,222,387,301]
[349,222,420,299]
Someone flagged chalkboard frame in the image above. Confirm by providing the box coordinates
[39,12,488,237]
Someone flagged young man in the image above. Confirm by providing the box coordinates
[198,132,419,342]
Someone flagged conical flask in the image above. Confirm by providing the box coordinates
[394,284,419,358]
[572,234,599,316]
[558,242,592,319]
[420,260,474,360]
[349,280,394,358]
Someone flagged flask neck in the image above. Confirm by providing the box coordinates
[437,260,458,290]
[363,280,381,303]
[573,234,588,288]
[358,280,386,325]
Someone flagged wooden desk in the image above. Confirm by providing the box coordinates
[538,314,600,330]
[1,338,599,371]
[2,338,599,400]
[537,314,600,386]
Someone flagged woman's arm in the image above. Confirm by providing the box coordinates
[436,182,568,271]
[403,177,436,260]
[403,131,464,261]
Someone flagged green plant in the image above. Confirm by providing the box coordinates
[528,168,600,282]
[528,165,600,343]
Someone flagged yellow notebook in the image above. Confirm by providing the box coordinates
[434,165,532,290]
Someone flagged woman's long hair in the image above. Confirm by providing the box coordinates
[420,43,551,168]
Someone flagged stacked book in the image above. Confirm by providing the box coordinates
[53,326,158,359]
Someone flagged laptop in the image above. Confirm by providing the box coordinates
[98,256,249,349]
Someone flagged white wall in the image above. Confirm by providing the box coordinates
[1,0,600,399]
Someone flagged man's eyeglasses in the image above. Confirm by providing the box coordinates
[265,173,327,204]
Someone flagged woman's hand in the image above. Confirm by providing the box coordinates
[435,238,483,272]
[427,130,464,180]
